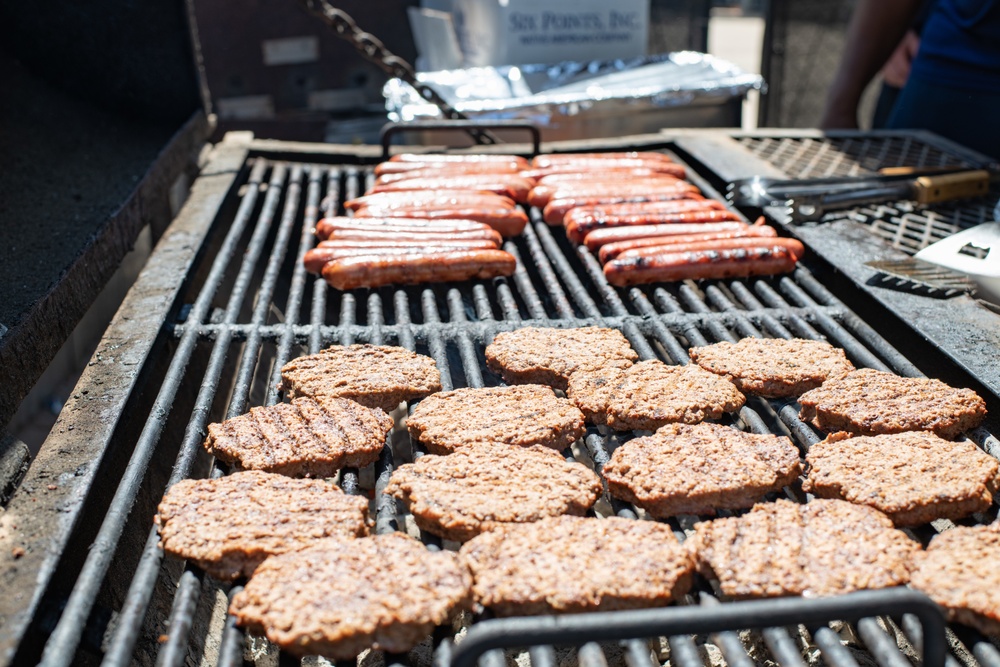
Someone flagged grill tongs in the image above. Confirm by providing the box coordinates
[727,169,991,222]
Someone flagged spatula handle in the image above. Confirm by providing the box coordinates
[912,170,990,204]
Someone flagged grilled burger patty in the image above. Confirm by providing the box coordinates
[204,396,392,477]
[459,516,694,616]
[230,533,472,659]
[155,471,370,580]
[484,327,638,391]
[406,384,585,454]
[688,337,855,397]
[911,524,1000,635]
[566,360,745,431]
[603,422,801,517]
[385,442,602,542]
[803,431,1000,526]
[797,368,987,439]
[280,344,442,413]
[690,498,918,599]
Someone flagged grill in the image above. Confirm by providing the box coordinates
[3,130,1000,667]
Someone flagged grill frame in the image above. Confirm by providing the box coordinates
[2,130,999,667]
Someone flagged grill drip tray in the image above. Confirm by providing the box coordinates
[3,135,999,667]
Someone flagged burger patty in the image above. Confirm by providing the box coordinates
[280,344,442,412]
[910,524,1000,636]
[230,533,472,659]
[459,516,694,616]
[406,384,585,454]
[797,368,987,439]
[385,442,603,542]
[690,498,918,599]
[688,337,855,397]
[603,423,801,517]
[484,327,638,391]
[566,360,745,431]
[803,431,1000,526]
[155,471,370,580]
[204,396,393,477]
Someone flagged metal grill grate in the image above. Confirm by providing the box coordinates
[13,146,1000,667]
[737,134,1000,255]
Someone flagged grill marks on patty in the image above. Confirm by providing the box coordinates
[567,360,745,430]
[688,337,855,397]
[911,524,1000,636]
[230,533,472,659]
[280,344,442,412]
[156,471,371,580]
[690,499,918,599]
[804,431,1000,526]
[385,442,603,542]
[798,368,987,439]
[406,384,585,454]
[603,423,801,517]
[459,516,694,616]
[484,327,638,390]
[205,396,392,477]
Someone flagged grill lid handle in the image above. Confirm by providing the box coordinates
[380,120,542,160]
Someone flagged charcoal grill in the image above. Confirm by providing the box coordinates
[2,129,1000,667]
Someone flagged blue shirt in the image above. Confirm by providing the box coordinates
[911,0,1000,92]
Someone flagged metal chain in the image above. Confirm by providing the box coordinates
[297,0,499,145]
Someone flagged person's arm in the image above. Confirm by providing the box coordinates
[820,0,923,129]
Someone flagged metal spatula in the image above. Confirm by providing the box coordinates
[914,222,1000,303]
[866,222,1000,302]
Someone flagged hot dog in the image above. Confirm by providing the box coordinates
[563,200,730,230]
[353,206,528,237]
[603,239,805,286]
[583,219,767,250]
[317,216,492,233]
[543,192,705,225]
[566,209,744,244]
[367,176,534,204]
[598,227,779,263]
[304,241,498,274]
[321,249,517,290]
[375,166,522,184]
[321,227,503,245]
[345,191,516,211]
[375,160,523,176]
[520,164,687,182]
[531,152,674,168]
[527,178,690,208]
[388,153,529,166]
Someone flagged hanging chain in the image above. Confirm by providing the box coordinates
[297,0,499,145]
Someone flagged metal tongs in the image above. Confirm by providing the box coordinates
[727,170,991,222]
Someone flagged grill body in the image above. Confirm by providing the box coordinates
[1,130,998,667]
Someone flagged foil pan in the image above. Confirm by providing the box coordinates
[384,52,765,137]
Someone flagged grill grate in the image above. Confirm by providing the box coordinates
[15,147,1000,667]
[738,134,1000,255]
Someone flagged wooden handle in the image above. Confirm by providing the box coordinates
[912,170,990,204]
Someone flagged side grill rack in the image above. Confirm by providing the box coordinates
[12,148,1000,667]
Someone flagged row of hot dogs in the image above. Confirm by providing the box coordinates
[302,151,803,290]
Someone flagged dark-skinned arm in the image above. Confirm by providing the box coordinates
[820,0,923,129]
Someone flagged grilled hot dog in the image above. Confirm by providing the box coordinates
[598,227,779,263]
[345,191,516,211]
[531,152,674,168]
[367,176,534,204]
[304,241,498,273]
[321,249,517,290]
[353,206,528,237]
[543,192,705,225]
[603,238,805,286]
[528,178,690,208]
[566,209,744,244]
